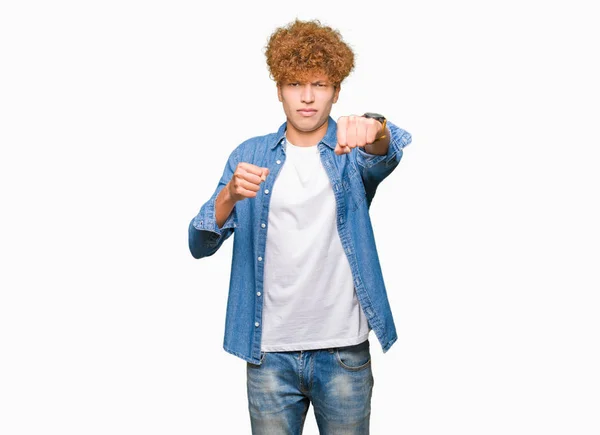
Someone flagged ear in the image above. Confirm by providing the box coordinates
[277,83,283,102]
[333,84,341,104]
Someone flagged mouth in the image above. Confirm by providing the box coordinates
[297,109,317,117]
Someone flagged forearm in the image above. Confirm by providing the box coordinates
[363,126,391,156]
[188,147,242,259]
[188,187,237,259]
[215,184,237,228]
[355,121,412,202]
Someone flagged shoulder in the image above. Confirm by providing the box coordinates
[232,131,281,163]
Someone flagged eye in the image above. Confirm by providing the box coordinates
[288,82,300,87]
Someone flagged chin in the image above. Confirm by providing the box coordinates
[296,117,325,131]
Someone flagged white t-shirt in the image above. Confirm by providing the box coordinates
[261,138,370,352]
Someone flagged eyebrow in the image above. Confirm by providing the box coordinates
[285,79,329,85]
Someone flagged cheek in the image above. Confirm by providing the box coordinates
[324,95,337,107]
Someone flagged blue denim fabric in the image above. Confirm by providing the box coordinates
[189,117,412,364]
[247,340,374,435]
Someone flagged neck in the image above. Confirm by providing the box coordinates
[285,119,329,147]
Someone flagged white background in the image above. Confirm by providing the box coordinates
[1,0,599,434]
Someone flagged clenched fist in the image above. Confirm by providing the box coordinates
[334,115,388,156]
[226,162,269,202]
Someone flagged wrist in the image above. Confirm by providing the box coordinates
[363,112,387,141]
[219,183,237,205]
[374,122,388,142]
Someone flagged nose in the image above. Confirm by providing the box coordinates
[300,84,315,104]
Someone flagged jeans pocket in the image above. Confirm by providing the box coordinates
[335,340,371,371]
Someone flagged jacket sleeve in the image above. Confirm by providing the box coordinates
[188,148,240,259]
[354,120,412,206]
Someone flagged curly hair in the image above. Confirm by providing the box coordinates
[265,19,355,86]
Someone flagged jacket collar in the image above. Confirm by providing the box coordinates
[271,116,337,150]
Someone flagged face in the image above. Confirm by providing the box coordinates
[277,74,340,145]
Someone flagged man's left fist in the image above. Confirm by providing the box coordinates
[335,115,386,155]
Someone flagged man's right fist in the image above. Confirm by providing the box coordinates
[226,162,269,202]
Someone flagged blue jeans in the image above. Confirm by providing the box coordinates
[246,340,374,434]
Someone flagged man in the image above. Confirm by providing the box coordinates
[189,19,412,434]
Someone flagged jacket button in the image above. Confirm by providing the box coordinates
[261,223,266,228]
[264,189,269,194]
[276,160,281,164]
[255,322,260,327]
[257,292,261,297]
[258,257,263,261]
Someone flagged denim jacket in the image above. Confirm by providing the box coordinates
[189,117,412,364]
